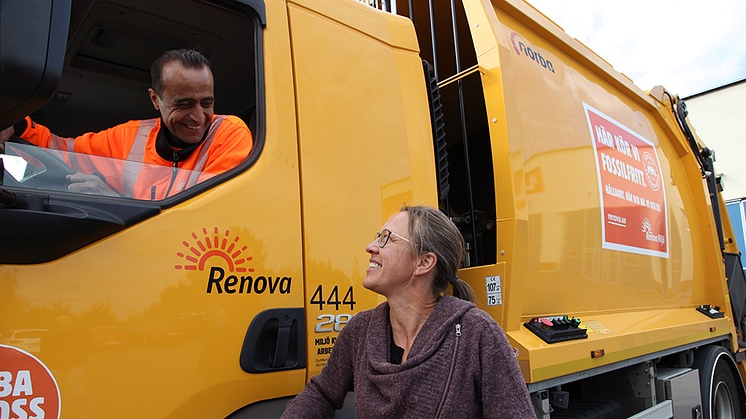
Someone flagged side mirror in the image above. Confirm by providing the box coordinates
[0,0,71,130]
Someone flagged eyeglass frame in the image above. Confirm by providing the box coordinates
[375,229,410,248]
[374,229,432,254]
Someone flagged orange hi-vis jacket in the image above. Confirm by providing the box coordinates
[18,115,253,199]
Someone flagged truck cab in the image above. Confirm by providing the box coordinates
[1,0,435,417]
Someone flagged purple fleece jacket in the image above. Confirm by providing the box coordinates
[282,295,535,418]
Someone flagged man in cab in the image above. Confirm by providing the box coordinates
[0,49,252,199]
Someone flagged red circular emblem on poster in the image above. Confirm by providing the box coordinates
[643,152,661,192]
[0,345,61,419]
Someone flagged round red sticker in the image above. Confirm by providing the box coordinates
[643,151,661,192]
[0,345,60,419]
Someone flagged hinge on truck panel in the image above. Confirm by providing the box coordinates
[530,390,553,419]
[627,361,657,408]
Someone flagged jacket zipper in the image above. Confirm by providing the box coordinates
[163,150,179,198]
[434,323,461,419]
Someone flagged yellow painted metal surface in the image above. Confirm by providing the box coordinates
[287,0,438,380]
[2,0,743,415]
[459,0,739,384]
[512,310,730,382]
[1,2,308,417]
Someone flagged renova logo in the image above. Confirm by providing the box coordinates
[510,32,555,74]
[642,218,665,246]
[643,152,661,192]
[175,227,291,295]
[176,227,253,272]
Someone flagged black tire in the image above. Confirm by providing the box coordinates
[693,346,744,419]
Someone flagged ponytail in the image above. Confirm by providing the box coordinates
[450,277,477,304]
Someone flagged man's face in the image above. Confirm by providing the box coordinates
[149,62,214,144]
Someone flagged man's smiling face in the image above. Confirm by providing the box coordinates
[149,61,214,144]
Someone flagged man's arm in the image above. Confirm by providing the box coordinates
[202,115,254,174]
[0,118,31,151]
[1,118,123,196]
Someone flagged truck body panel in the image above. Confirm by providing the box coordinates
[455,0,738,387]
[2,0,745,417]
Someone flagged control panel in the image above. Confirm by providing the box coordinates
[524,315,588,344]
[696,304,725,319]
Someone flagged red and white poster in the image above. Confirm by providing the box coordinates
[0,345,61,419]
[584,103,669,258]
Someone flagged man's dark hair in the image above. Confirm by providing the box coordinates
[151,49,211,96]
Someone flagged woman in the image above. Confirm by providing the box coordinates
[282,205,535,418]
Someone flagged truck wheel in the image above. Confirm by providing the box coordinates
[693,346,743,419]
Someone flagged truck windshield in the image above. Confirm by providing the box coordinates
[2,142,214,200]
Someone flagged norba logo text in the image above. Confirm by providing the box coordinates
[510,32,555,74]
[175,227,291,295]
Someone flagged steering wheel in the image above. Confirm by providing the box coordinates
[4,135,75,190]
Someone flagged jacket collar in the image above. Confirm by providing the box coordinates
[368,296,474,373]
[155,119,207,163]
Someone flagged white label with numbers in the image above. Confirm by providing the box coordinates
[485,275,502,306]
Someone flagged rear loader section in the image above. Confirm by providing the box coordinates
[375,0,746,417]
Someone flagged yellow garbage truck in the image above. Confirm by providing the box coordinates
[1,0,744,417]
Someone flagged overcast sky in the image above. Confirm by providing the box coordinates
[526,0,746,97]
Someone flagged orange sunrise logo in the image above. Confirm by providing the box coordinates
[177,227,292,295]
[175,227,254,273]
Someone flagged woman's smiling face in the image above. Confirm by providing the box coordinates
[363,212,417,296]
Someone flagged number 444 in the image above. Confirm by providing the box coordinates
[311,285,356,333]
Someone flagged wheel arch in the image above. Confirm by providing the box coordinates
[693,344,746,417]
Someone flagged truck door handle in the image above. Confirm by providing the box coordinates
[272,325,290,368]
[240,307,306,373]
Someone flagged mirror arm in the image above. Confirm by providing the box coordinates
[0,187,48,211]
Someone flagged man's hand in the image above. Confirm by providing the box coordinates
[67,173,119,197]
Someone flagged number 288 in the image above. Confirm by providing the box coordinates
[315,314,352,332]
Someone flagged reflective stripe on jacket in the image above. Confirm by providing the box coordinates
[19,115,252,199]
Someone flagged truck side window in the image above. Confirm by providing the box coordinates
[0,0,265,264]
[3,0,263,203]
